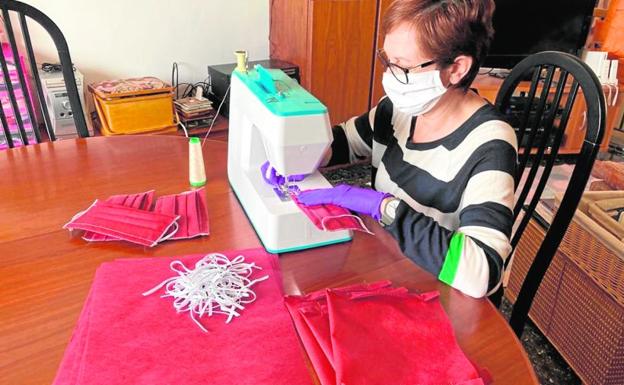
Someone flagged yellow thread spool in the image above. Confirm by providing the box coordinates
[235,50,248,73]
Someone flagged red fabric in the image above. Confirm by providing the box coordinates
[153,187,210,240]
[327,289,484,385]
[83,190,155,242]
[284,297,336,385]
[53,287,93,385]
[64,200,178,247]
[53,248,313,385]
[290,194,370,233]
[285,282,487,385]
[284,281,395,385]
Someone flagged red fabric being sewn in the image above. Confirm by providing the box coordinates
[291,194,371,233]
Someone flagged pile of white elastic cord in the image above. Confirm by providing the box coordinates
[142,253,269,332]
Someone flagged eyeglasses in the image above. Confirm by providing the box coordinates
[376,49,435,84]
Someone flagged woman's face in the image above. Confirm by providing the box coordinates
[382,22,454,85]
[383,22,436,74]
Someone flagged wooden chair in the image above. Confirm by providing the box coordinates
[0,0,88,148]
[494,51,606,337]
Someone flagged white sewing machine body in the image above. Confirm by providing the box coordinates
[227,65,352,253]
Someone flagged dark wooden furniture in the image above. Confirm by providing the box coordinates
[0,136,537,385]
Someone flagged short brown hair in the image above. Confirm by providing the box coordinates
[382,0,495,89]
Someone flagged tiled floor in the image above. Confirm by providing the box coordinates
[321,163,582,385]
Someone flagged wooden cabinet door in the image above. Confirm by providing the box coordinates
[269,0,311,86]
[564,88,622,153]
[370,0,393,108]
[308,0,378,125]
[270,0,378,125]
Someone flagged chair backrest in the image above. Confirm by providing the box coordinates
[0,0,88,149]
[494,51,606,337]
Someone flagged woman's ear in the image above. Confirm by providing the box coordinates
[447,55,473,86]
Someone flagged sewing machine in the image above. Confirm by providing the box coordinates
[227,64,352,253]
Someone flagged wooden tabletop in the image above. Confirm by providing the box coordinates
[0,135,538,385]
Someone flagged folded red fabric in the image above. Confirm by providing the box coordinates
[285,282,487,385]
[327,289,484,385]
[63,200,179,247]
[284,281,395,385]
[284,297,335,385]
[53,249,313,385]
[153,187,210,240]
[82,190,155,242]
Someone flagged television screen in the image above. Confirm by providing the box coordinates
[484,0,597,69]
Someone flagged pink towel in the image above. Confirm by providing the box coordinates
[53,248,313,385]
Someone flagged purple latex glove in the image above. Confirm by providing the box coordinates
[261,161,306,187]
[297,184,391,221]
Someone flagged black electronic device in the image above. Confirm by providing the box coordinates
[207,59,300,118]
[484,0,597,69]
[502,94,563,149]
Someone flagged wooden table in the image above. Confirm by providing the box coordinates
[0,136,538,385]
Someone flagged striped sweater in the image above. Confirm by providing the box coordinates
[329,98,517,298]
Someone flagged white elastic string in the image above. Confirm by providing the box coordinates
[174,109,188,138]
[202,85,230,147]
[156,220,180,244]
[612,84,619,107]
[142,253,269,332]
[320,214,374,235]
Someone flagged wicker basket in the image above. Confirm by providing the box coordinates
[507,192,624,385]
[89,77,177,136]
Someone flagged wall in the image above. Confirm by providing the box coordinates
[20,0,270,89]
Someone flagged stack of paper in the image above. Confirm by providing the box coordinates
[174,97,214,120]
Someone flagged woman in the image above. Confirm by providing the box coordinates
[267,0,517,298]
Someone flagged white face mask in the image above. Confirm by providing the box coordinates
[382,70,447,116]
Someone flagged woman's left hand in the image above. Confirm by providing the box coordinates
[297,184,390,221]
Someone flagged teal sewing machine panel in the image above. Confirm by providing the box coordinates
[232,65,327,117]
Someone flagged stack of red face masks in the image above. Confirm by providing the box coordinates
[285,282,489,385]
[53,248,314,385]
[63,188,210,247]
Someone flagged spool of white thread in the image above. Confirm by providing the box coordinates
[189,137,206,187]
[234,50,248,73]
